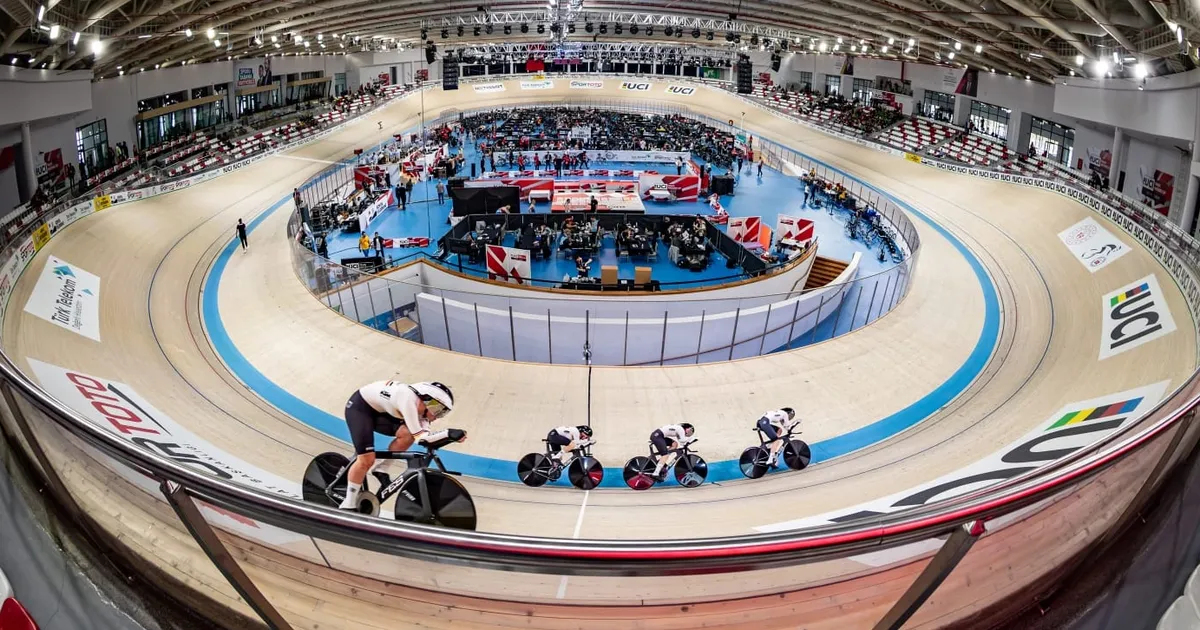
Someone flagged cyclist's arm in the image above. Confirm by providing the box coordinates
[384,389,430,441]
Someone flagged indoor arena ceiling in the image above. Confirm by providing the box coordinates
[0,0,1196,82]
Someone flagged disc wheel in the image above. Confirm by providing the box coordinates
[517,452,554,487]
[568,456,604,490]
[393,471,477,530]
[783,439,813,471]
[739,446,770,479]
[623,456,656,490]
[302,452,350,506]
[675,454,708,488]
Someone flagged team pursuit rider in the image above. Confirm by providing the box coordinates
[650,423,695,479]
[757,407,800,467]
[339,380,463,510]
[546,425,595,464]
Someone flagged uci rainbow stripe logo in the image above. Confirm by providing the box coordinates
[1110,282,1149,307]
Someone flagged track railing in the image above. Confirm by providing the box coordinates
[0,76,1196,629]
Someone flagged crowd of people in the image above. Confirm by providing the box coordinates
[800,94,904,134]
[460,108,741,169]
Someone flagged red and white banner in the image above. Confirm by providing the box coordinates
[775,215,814,246]
[553,180,637,194]
[384,236,430,249]
[638,172,700,202]
[486,245,531,284]
[729,216,762,245]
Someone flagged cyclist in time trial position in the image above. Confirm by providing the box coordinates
[546,425,594,464]
[339,380,463,510]
[757,408,800,468]
[650,423,695,479]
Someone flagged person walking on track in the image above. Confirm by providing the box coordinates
[236,219,248,251]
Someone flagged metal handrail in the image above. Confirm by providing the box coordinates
[0,74,1197,578]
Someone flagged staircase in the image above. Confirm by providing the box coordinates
[804,256,850,290]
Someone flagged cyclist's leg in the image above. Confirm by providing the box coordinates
[757,418,783,464]
[650,431,672,475]
[341,393,378,509]
[546,431,571,463]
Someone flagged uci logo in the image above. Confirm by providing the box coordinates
[621,81,651,91]
[666,86,695,95]
[1100,275,1177,359]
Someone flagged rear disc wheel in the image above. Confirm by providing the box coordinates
[568,456,604,490]
[517,452,554,487]
[623,456,656,490]
[302,452,350,506]
[739,446,770,479]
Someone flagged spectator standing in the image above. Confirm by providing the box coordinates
[236,219,249,251]
[293,188,303,210]
[675,156,683,175]
[396,179,408,209]
[358,232,371,256]
[373,232,385,256]
[554,155,563,176]
[757,159,763,178]
[436,180,446,205]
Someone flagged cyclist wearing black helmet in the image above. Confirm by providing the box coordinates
[339,380,463,510]
[546,425,594,464]
[758,408,800,468]
[650,423,695,479]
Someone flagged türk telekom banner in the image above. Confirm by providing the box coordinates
[486,244,531,284]
[775,215,814,246]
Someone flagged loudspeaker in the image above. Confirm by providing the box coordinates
[442,59,459,90]
[425,42,437,64]
[736,57,753,94]
[771,53,781,72]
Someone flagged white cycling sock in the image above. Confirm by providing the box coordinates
[339,481,362,509]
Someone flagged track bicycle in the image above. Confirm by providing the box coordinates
[738,425,813,479]
[301,430,477,530]
[622,439,708,490]
[516,440,605,490]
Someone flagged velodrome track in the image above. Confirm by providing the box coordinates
[3,79,1197,627]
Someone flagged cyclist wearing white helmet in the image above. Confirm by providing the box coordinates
[650,423,695,479]
[757,408,799,467]
[546,425,594,464]
[339,380,461,510]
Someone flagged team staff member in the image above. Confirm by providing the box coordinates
[358,232,371,257]
[757,408,799,467]
[546,425,594,464]
[650,423,695,479]
[339,381,462,510]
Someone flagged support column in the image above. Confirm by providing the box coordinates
[952,96,971,127]
[1109,127,1126,191]
[18,122,36,199]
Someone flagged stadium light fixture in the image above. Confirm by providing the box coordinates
[887,37,894,45]
[72,31,80,45]
[207,28,216,40]
[947,51,955,59]
[953,41,961,51]
[91,39,103,55]
[49,24,59,40]
[974,43,982,53]
[1133,63,1147,78]
[1092,59,1109,75]
[881,45,888,53]
[818,41,826,52]
[1074,54,1084,65]
[907,38,915,47]
[214,39,221,47]
[37,5,45,22]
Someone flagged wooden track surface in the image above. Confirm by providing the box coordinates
[2,79,1196,628]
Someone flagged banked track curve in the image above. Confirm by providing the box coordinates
[2,79,1196,628]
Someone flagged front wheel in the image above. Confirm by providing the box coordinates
[393,471,477,530]
[782,439,813,471]
[739,446,770,479]
[517,452,554,487]
[302,452,351,507]
[623,456,656,490]
[675,454,708,488]
[568,456,604,490]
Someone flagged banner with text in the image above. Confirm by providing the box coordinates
[24,255,102,341]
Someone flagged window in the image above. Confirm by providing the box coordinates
[852,78,874,104]
[75,119,108,169]
[920,90,956,123]
[1029,117,1075,165]
[796,71,812,92]
[333,73,347,97]
[825,74,841,95]
[969,100,1010,142]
